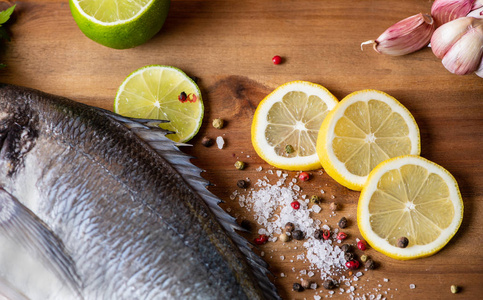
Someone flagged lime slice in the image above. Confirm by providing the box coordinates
[114,65,203,143]
[69,0,170,49]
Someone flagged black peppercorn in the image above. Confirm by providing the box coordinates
[341,244,352,252]
[322,279,337,290]
[292,230,304,240]
[365,258,376,270]
[314,229,323,240]
[338,217,348,228]
[293,282,303,292]
[201,136,214,147]
[237,179,248,189]
[344,252,355,261]
[284,222,295,233]
[397,237,409,248]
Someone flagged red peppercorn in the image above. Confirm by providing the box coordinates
[178,91,187,103]
[298,172,310,181]
[345,260,360,270]
[254,234,268,245]
[337,232,348,240]
[272,55,282,65]
[357,240,367,251]
[291,201,300,210]
[322,229,331,240]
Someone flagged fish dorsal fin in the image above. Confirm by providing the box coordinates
[0,188,83,299]
[103,111,280,300]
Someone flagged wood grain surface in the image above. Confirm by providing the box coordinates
[0,0,482,299]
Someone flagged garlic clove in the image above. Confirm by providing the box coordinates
[441,22,483,75]
[475,56,483,77]
[361,13,434,56]
[431,17,476,59]
[431,0,475,28]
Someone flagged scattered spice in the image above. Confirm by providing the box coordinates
[254,234,268,245]
[201,136,214,147]
[450,285,459,294]
[298,172,310,181]
[279,233,290,242]
[322,279,337,290]
[365,258,376,270]
[338,217,348,228]
[234,161,246,170]
[292,230,304,240]
[301,278,311,289]
[285,144,294,154]
[284,222,295,233]
[357,240,367,251]
[178,91,187,103]
[314,229,324,240]
[329,202,338,211]
[344,252,355,261]
[360,254,368,263]
[341,244,352,252]
[345,260,360,270]
[337,232,348,240]
[322,229,331,240]
[397,236,409,248]
[310,195,321,204]
[292,282,303,292]
[212,118,224,129]
[291,201,300,210]
[237,179,248,188]
[272,55,282,65]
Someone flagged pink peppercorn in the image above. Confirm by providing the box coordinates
[272,55,282,65]
[322,229,331,240]
[357,240,367,251]
[298,172,310,181]
[254,234,268,245]
[178,91,187,103]
[337,232,347,240]
[345,260,360,270]
[291,201,300,210]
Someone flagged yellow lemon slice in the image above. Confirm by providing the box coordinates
[358,155,464,260]
[316,89,420,190]
[251,81,338,171]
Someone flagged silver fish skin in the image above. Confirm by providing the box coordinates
[0,84,279,300]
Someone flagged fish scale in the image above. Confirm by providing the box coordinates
[0,84,279,300]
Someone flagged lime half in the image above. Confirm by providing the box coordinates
[114,65,203,143]
[69,0,170,49]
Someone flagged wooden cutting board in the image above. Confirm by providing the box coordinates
[1,0,482,299]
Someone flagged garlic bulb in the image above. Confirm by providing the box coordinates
[361,13,434,56]
[431,17,483,76]
[431,0,476,27]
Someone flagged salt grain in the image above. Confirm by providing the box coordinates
[409,284,416,289]
[216,136,224,149]
[312,204,322,213]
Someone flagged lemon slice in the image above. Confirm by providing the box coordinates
[114,65,203,143]
[251,81,338,171]
[358,155,463,260]
[316,90,420,190]
[69,0,170,49]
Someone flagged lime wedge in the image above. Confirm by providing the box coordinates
[69,0,170,49]
[114,65,203,143]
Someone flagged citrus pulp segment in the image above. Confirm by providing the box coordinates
[316,90,420,190]
[358,155,463,260]
[69,0,170,49]
[114,65,203,143]
[251,81,339,171]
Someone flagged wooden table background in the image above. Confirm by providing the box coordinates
[1,0,482,299]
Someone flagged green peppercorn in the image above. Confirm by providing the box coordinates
[360,254,368,263]
[212,118,224,129]
[450,285,459,294]
[234,161,245,170]
[285,144,294,154]
[310,195,320,204]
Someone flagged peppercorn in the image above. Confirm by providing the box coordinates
[360,254,368,263]
[344,252,355,261]
[272,55,282,65]
[314,229,323,240]
[365,258,376,270]
[237,179,248,188]
[337,232,348,240]
[322,229,331,240]
[292,230,304,240]
[397,236,409,248]
[298,171,310,181]
[310,195,321,204]
[254,234,268,245]
[345,260,360,270]
[279,233,290,243]
[357,240,367,251]
[291,201,300,210]
[285,222,295,232]
[301,278,311,289]
[212,118,224,129]
[329,202,338,211]
[450,285,459,294]
[322,279,337,290]
[292,282,303,292]
[240,219,251,231]
[234,161,246,170]
[285,144,294,154]
[341,244,352,252]
[178,91,187,103]
[201,136,214,147]
[338,217,348,228]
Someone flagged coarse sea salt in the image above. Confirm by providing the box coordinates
[216,136,224,149]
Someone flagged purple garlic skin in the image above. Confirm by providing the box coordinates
[431,0,475,28]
